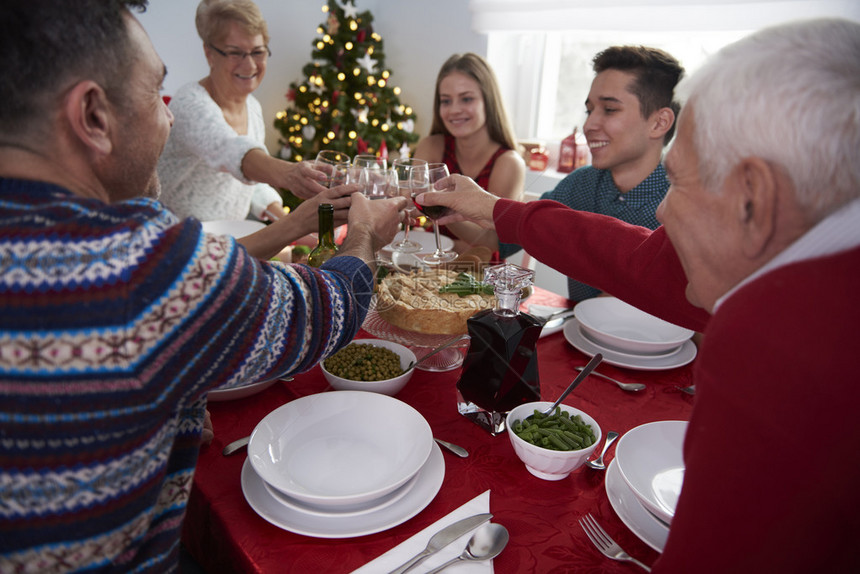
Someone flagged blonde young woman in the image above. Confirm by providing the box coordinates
[158,0,334,223]
[413,53,524,256]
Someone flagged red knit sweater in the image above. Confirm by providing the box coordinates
[496,198,860,573]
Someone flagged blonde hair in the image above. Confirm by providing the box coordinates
[429,53,519,152]
[195,0,269,46]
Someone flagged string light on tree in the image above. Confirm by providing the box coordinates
[274,0,418,176]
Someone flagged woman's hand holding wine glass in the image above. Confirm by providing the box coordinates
[314,150,350,188]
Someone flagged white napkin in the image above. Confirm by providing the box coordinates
[351,490,493,574]
[528,304,575,338]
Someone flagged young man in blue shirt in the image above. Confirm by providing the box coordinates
[502,46,684,301]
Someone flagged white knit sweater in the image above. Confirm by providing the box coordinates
[157,81,282,221]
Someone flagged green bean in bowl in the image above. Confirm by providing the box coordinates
[320,339,416,396]
[510,407,596,451]
[506,402,602,480]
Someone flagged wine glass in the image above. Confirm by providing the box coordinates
[412,163,457,265]
[389,157,427,253]
[352,155,388,199]
[314,150,350,188]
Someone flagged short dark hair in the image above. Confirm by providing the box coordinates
[0,0,149,136]
[593,46,684,144]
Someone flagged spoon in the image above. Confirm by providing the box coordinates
[585,431,619,470]
[406,334,470,371]
[575,366,646,392]
[541,353,603,415]
[222,435,251,456]
[434,438,469,458]
[424,523,509,574]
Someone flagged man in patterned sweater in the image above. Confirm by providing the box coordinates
[0,1,406,572]
[501,46,684,301]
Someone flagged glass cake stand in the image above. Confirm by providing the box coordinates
[362,297,470,372]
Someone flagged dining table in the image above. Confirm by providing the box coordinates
[182,287,696,573]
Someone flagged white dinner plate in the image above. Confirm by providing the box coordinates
[248,391,433,507]
[201,219,266,239]
[615,420,687,524]
[262,467,418,518]
[381,229,454,254]
[564,318,697,371]
[578,328,683,360]
[208,378,278,402]
[605,458,669,553]
[242,442,444,538]
[574,297,693,354]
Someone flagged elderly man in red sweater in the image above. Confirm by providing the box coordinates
[416,18,860,574]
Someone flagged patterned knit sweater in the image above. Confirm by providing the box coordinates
[0,178,372,572]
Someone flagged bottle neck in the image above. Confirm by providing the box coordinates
[493,289,521,317]
[318,204,336,247]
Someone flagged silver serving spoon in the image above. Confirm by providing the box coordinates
[541,353,603,415]
[575,366,646,392]
[585,431,619,470]
[406,334,470,372]
[424,523,509,574]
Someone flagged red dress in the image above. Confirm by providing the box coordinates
[495,197,860,573]
[441,134,510,261]
[441,133,510,189]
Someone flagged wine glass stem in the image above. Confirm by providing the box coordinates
[432,221,445,255]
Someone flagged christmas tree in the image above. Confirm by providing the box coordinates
[274,0,419,164]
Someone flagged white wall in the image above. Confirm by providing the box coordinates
[137,0,487,153]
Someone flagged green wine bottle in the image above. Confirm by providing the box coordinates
[307,203,338,267]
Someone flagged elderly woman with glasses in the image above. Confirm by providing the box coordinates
[158,0,331,224]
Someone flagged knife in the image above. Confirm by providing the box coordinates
[540,308,576,330]
[387,512,493,574]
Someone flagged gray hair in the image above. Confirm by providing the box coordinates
[678,18,860,218]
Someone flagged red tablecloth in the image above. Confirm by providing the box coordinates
[183,291,695,573]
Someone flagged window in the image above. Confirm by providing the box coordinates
[488,29,749,141]
[473,0,858,141]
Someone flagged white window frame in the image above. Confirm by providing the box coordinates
[475,0,859,141]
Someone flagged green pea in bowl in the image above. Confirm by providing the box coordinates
[506,402,602,481]
[321,339,416,396]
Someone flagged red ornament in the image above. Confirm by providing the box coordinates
[378,139,388,160]
[286,88,296,102]
[357,29,366,43]
[331,90,339,106]
[357,137,368,154]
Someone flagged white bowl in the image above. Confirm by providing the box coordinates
[201,219,265,239]
[615,420,688,524]
[248,391,432,507]
[574,297,693,354]
[321,339,416,396]
[506,402,601,481]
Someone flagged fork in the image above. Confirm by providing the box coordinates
[579,513,651,572]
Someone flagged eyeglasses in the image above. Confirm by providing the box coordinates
[208,44,271,63]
